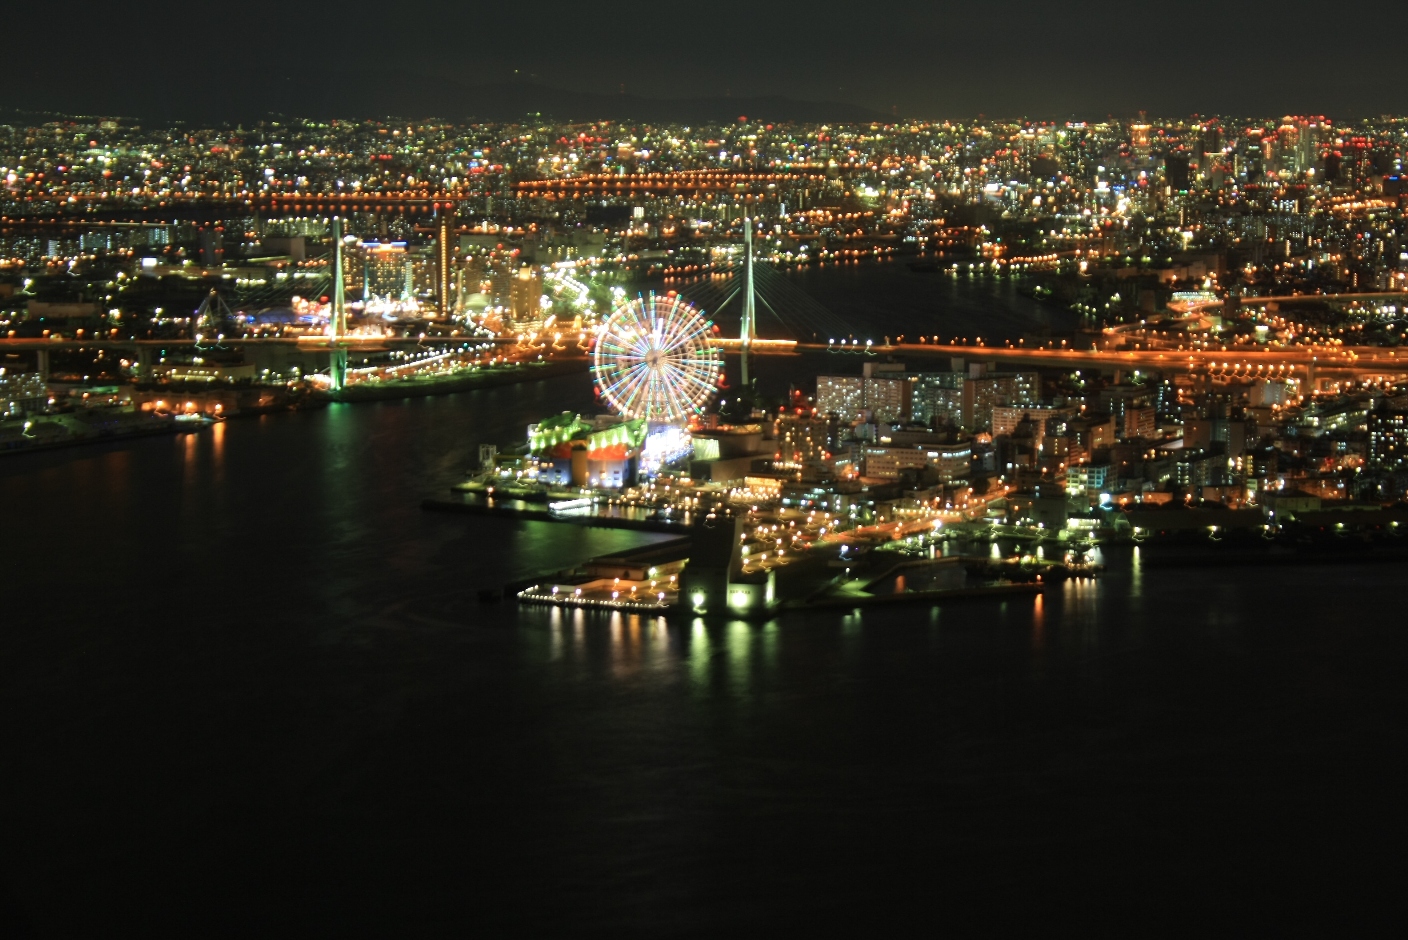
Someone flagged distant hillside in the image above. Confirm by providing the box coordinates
[447,81,887,124]
[258,78,887,126]
[1,75,887,127]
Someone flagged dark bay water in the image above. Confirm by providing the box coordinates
[779,258,1082,341]
[670,256,1080,345]
[2,272,1403,933]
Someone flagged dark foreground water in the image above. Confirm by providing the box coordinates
[3,274,1404,933]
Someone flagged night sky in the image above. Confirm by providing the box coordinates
[9,0,1406,121]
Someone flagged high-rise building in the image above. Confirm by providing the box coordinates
[1165,153,1191,192]
[1369,408,1408,469]
[436,215,454,320]
[1200,124,1222,174]
[912,372,965,426]
[817,375,864,422]
[198,224,224,267]
[1300,117,1323,175]
[1099,384,1155,423]
[1277,118,1301,174]
[816,363,911,424]
[862,362,911,424]
[772,414,830,465]
[1066,463,1112,498]
[1130,122,1152,157]
[961,371,1039,430]
[992,404,1076,453]
[1123,407,1158,441]
[509,265,544,323]
[362,242,409,298]
[1322,149,1342,182]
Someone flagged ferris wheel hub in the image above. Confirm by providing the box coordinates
[592,292,721,424]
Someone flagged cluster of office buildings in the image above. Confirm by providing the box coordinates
[802,353,1408,528]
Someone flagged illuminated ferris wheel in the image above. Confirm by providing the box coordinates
[592,292,721,423]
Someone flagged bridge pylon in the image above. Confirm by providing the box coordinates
[330,216,348,391]
[741,215,756,389]
[329,348,348,391]
[331,217,347,339]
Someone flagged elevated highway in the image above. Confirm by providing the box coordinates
[7,334,1406,388]
[805,341,1408,383]
[0,333,532,383]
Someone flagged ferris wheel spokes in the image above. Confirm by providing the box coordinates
[591,292,720,423]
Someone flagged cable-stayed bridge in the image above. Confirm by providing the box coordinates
[669,259,855,344]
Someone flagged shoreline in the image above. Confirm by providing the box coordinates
[328,357,588,402]
[3,357,591,460]
[422,497,691,533]
[795,581,1044,610]
[427,490,1408,567]
[0,419,199,458]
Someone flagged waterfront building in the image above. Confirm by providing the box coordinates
[679,515,775,616]
[860,440,972,484]
[0,369,48,417]
[1174,450,1226,489]
[690,425,773,482]
[1006,481,1069,528]
[152,362,258,383]
[527,412,647,488]
[1067,463,1113,499]
[772,414,831,479]
[925,442,974,483]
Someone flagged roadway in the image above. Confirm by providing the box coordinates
[0,334,516,352]
[776,342,1408,379]
[6,335,1406,380]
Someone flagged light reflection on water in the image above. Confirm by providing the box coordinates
[540,609,800,695]
[522,554,1198,692]
[531,588,1080,696]
[1130,544,1143,597]
[210,419,225,465]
